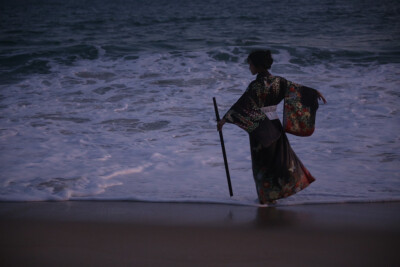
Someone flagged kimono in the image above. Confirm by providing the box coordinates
[223,73,319,204]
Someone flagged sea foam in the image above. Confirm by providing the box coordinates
[0,0,399,204]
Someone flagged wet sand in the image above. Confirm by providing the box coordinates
[1,201,399,266]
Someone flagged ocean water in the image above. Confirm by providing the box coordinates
[0,0,399,206]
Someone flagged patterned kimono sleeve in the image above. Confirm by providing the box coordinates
[283,78,320,136]
[222,80,267,133]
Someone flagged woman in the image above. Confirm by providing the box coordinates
[217,50,326,204]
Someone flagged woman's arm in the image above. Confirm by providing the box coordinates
[220,81,268,133]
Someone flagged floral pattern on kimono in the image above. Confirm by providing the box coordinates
[283,82,319,136]
[223,73,317,203]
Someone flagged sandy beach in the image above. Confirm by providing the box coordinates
[1,201,399,267]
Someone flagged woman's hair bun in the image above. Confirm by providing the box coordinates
[247,50,273,70]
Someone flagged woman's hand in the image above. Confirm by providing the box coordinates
[317,90,327,104]
[217,118,226,131]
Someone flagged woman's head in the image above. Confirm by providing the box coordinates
[247,50,273,74]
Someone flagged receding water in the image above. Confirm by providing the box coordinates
[0,0,399,205]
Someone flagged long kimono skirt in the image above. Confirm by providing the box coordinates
[249,119,315,204]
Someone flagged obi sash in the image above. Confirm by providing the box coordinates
[261,105,279,120]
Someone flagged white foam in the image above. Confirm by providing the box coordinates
[114,104,129,112]
[103,165,150,180]
[0,47,399,204]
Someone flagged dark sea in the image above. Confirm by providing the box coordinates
[0,0,399,205]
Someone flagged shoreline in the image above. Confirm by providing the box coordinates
[1,201,399,266]
[1,196,399,206]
